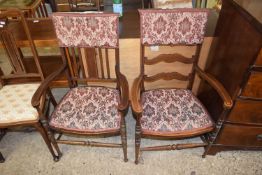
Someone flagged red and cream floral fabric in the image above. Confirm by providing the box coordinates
[141,89,213,135]
[139,9,209,45]
[52,13,119,48]
[0,84,39,124]
[50,87,121,132]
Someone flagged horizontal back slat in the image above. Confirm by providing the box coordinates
[144,72,191,82]
[144,53,194,65]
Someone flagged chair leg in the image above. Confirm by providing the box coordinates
[135,121,141,164]
[120,117,128,162]
[0,152,5,163]
[33,122,59,162]
[40,119,62,159]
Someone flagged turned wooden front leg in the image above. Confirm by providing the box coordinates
[40,118,62,158]
[135,116,142,164]
[120,115,128,162]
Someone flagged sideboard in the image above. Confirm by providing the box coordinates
[198,0,262,155]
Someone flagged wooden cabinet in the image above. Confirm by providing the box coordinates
[198,0,262,155]
[241,71,262,98]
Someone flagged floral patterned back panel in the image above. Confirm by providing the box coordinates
[51,13,119,48]
[139,9,209,45]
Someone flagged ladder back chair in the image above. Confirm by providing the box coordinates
[32,12,129,161]
[131,9,233,164]
[0,9,59,162]
[68,0,101,11]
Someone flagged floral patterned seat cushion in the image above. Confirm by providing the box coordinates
[50,87,121,133]
[0,84,39,124]
[141,89,213,135]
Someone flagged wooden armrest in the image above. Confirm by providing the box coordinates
[31,64,67,108]
[117,71,129,112]
[195,66,233,109]
[131,75,143,114]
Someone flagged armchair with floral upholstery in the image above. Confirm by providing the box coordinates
[131,9,232,164]
[32,12,129,162]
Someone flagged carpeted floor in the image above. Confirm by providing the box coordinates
[0,89,262,175]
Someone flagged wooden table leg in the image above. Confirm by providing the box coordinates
[46,0,57,12]
[0,129,6,163]
[0,152,5,163]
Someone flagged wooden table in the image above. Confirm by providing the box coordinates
[0,0,48,17]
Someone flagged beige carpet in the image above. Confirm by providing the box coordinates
[0,88,262,175]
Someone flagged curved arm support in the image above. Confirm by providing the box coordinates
[195,66,233,109]
[116,71,129,112]
[32,64,67,108]
[131,75,144,115]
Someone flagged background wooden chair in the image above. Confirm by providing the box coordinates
[0,0,48,18]
[68,0,101,11]
[29,0,49,17]
[131,9,232,164]
[0,9,59,162]
[32,12,129,162]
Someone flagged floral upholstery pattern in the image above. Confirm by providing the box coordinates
[52,13,119,48]
[141,89,213,134]
[139,9,209,45]
[50,87,121,132]
[153,0,193,9]
[0,84,39,124]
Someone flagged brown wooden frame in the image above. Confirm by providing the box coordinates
[0,9,59,162]
[131,42,233,164]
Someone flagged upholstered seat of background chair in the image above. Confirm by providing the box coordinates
[0,83,40,124]
[49,86,121,133]
[152,0,193,9]
[141,89,213,136]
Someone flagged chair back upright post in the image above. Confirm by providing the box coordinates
[0,9,44,85]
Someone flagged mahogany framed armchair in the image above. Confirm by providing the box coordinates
[32,12,129,162]
[0,9,59,162]
[131,9,233,164]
